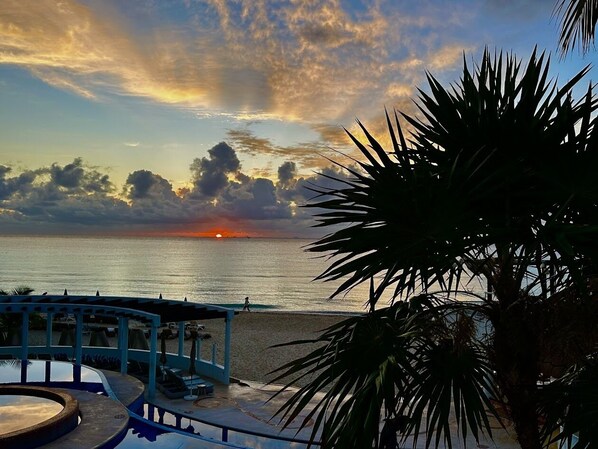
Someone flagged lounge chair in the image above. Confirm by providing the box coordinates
[157,369,191,399]
[157,368,214,398]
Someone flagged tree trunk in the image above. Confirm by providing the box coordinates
[504,385,542,449]
[491,299,543,449]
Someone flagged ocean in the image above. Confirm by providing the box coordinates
[0,236,373,313]
[0,236,488,313]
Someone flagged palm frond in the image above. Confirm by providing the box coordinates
[555,0,598,54]
[540,354,598,449]
[269,299,429,448]
[270,300,497,449]
[306,49,598,304]
[403,333,498,449]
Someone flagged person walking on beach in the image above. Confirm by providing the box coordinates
[242,296,251,312]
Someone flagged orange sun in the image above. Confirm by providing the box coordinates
[215,233,223,238]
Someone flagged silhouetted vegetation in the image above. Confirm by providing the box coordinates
[556,0,598,54]
[274,50,598,449]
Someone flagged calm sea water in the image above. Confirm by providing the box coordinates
[0,236,372,313]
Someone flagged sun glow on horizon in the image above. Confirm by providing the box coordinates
[124,223,267,239]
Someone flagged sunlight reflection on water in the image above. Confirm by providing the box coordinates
[0,236,485,313]
[0,395,63,434]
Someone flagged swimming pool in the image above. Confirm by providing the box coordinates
[0,394,63,433]
[0,359,104,391]
[123,402,316,449]
[112,417,248,449]
[0,360,319,448]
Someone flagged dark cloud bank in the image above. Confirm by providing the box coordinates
[0,143,348,237]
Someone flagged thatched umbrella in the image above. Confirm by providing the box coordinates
[159,329,171,380]
[184,330,198,400]
[128,328,149,350]
[89,330,110,347]
[58,328,75,346]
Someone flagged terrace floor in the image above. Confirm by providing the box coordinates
[0,359,523,448]
[102,370,522,449]
[102,369,323,445]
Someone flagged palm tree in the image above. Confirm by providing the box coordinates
[273,49,598,449]
[0,286,34,296]
[272,298,497,449]
[540,354,598,448]
[555,0,598,54]
[0,286,35,345]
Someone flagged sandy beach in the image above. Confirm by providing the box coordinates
[193,311,349,386]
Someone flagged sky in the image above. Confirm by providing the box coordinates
[0,0,595,238]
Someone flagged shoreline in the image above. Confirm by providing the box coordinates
[231,309,362,316]
[207,304,364,316]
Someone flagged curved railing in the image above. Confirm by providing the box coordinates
[0,301,227,397]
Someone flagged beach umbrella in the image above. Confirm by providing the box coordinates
[129,328,149,350]
[188,333,197,377]
[89,330,110,347]
[184,331,198,400]
[58,328,75,346]
[160,329,170,379]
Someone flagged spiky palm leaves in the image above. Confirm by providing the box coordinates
[271,299,497,449]
[556,0,598,54]
[308,49,598,309]
[0,286,35,345]
[276,50,598,449]
[0,286,34,296]
[540,355,598,449]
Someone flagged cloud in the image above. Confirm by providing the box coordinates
[225,129,278,157]
[226,127,339,171]
[428,44,475,71]
[47,158,112,193]
[0,0,476,142]
[190,142,241,197]
[221,177,294,221]
[0,144,359,236]
[0,165,36,200]
[50,158,85,188]
[252,178,277,206]
[225,118,423,175]
[277,161,296,188]
[125,170,177,201]
[0,159,113,205]
[0,1,489,183]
